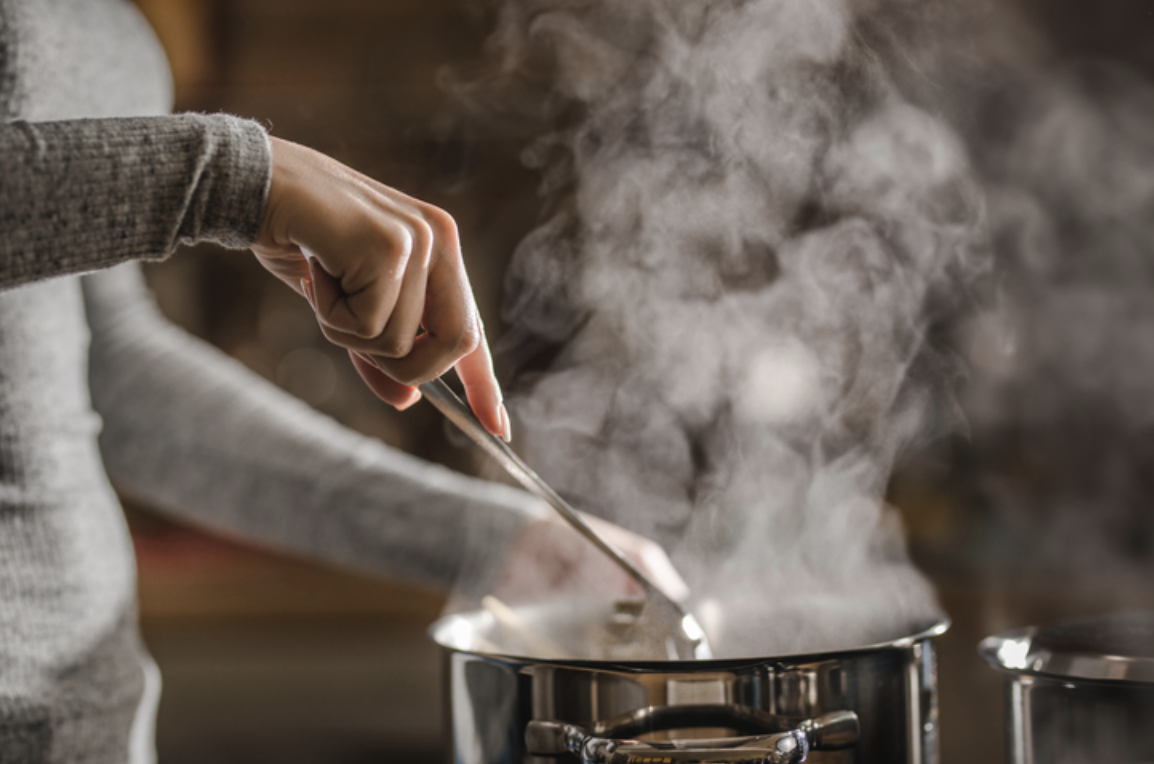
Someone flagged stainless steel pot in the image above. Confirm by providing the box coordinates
[432,601,948,764]
[980,611,1154,764]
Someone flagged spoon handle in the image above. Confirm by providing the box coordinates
[417,377,712,660]
[418,377,651,590]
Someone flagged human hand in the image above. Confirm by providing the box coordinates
[490,511,691,605]
[251,137,508,439]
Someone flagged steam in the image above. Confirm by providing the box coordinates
[842,0,1154,576]
[953,61,1154,570]
[455,0,987,656]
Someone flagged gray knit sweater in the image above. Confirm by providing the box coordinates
[0,2,541,762]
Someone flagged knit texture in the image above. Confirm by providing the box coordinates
[0,1,539,763]
[0,115,271,285]
[85,264,541,595]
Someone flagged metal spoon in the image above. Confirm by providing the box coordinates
[418,377,713,660]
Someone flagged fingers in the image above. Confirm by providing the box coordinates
[374,243,430,357]
[307,216,433,344]
[253,136,505,420]
[455,329,509,441]
[348,351,421,410]
[369,212,507,436]
[363,208,475,380]
[367,300,475,384]
[310,247,430,360]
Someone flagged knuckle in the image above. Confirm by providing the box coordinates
[373,333,414,359]
[425,206,457,234]
[354,219,407,265]
[340,300,388,340]
[453,319,483,357]
[329,304,386,342]
[350,318,385,340]
[410,219,435,262]
[424,207,460,244]
[369,223,411,262]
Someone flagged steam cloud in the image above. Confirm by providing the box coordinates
[447,0,1000,657]
[849,1,1154,575]
[956,61,1154,570]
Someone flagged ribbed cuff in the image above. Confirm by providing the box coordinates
[174,113,272,250]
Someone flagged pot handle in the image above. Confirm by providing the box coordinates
[526,708,858,764]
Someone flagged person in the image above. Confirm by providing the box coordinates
[0,1,685,762]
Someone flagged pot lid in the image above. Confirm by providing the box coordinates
[980,611,1154,684]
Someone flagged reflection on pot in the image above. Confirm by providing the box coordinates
[433,603,948,764]
[981,611,1154,764]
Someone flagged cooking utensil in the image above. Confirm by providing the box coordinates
[980,611,1154,764]
[417,377,712,660]
[432,600,948,764]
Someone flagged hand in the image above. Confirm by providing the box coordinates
[490,511,691,604]
[251,137,508,439]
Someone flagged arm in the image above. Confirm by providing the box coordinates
[0,115,267,286]
[82,263,542,593]
[17,115,678,597]
[86,264,686,601]
[0,114,505,432]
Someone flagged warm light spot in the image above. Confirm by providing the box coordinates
[740,339,822,423]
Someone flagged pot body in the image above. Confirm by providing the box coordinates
[432,609,947,764]
[981,611,1154,764]
[998,673,1154,764]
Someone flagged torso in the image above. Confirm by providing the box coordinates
[0,2,172,761]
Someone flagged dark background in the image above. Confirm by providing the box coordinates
[123,1,1154,761]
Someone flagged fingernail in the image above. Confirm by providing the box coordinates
[305,256,322,289]
[396,389,422,411]
[300,278,316,310]
[499,403,512,443]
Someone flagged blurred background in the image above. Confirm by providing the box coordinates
[122,0,1154,762]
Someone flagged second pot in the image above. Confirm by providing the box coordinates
[980,610,1154,764]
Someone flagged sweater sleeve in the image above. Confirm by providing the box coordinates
[0,114,270,288]
[82,262,544,594]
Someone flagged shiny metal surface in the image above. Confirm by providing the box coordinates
[980,610,1154,683]
[981,611,1154,764]
[526,709,858,764]
[419,377,712,661]
[433,607,948,764]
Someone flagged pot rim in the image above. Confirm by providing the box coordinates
[430,610,949,669]
[979,610,1154,685]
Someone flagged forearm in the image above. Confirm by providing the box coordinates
[83,265,541,592]
[0,114,269,288]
